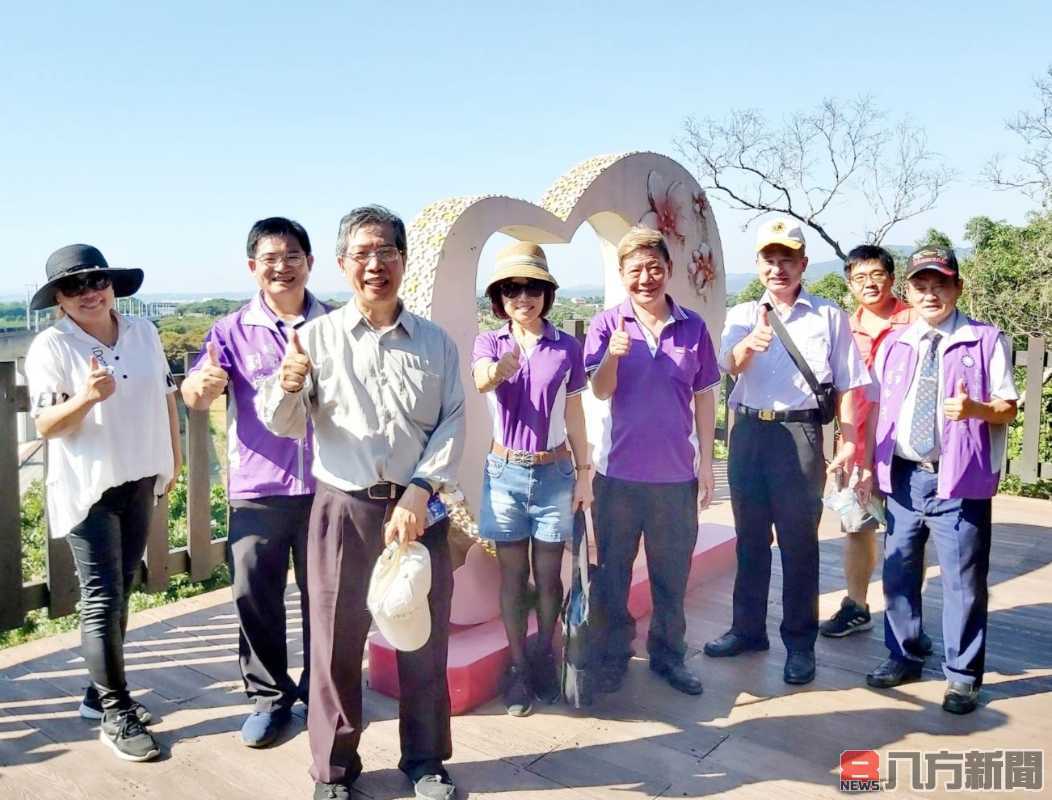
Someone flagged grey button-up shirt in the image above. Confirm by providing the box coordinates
[257,302,465,494]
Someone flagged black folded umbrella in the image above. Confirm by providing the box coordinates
[561,509,597,707]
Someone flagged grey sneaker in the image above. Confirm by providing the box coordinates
[99,709,160,762]
[502,664,533,717]
[79,686,153,725]
[819,598,873,638]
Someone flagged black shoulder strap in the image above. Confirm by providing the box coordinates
[762,302,823,396]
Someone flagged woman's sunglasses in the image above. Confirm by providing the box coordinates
[499,279,547,299]
[56,273,112,297]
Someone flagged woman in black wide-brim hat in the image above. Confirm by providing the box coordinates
[25,244,182,763]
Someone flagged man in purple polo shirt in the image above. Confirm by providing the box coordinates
[182,217,329,747]
[584,226,719,697]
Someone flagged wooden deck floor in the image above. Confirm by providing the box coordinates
[1,480,1050,799]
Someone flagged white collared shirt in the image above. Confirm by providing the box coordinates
[719,289,871,411]
[25,313,177,538]
[892,311,1017,467]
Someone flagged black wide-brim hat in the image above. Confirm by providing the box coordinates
[30,244,144,311]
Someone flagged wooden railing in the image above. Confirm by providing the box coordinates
[1,335,1047,634]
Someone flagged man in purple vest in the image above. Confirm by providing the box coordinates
[182,217,329,745]
[865,245,1017,715]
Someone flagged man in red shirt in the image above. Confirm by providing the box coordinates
[820,245,917,638]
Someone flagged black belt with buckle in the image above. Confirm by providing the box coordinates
[351,482,406,501]
[736,405,822,423]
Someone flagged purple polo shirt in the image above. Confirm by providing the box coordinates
[472,320,587,452]
[584,296,720,483]
[189,291,329,500]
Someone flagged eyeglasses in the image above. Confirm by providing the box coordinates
[255,253,307,269]
[56,273,112,296]
[345,246,402,266]
[499,280,547,299]
[849,270,891,287]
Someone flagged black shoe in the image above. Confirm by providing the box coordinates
[783,650,815,685]
[530,648,561,705]
[313,782,351,800]
[79,686,153,725]
[865,657,923,689]
[650,660,703,695]
[819,598,873,638]
[918,632,934,656]
[596,659,629,694]
[99,709,160,762]
[502,664,533,717]
[413,773,456,800]
[942,681,980,715]
[703,631,770,658]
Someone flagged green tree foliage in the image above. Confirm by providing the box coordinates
[735,278,766,303]
[960,212,1052,343]
[916,228,954,248]
[805,273,850,310]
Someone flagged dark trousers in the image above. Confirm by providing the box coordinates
[593,474,699,666]
[66,476,155,712]
[727,416,825,651]
[307,481,453,785]
[228,494,312,712]
[883,457,992,686]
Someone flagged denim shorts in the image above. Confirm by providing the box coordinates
[478,454,575,543]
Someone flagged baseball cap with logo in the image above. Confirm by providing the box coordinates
[367,541,432,652]
[905,245,959,279]
[755,217,806,252]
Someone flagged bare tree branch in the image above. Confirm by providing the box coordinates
[985,65,1052,202]
[677,96,951,263]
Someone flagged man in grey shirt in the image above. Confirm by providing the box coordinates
[259,205,465,800]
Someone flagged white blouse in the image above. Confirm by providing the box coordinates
[25,313,177,538]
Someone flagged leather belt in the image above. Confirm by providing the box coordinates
[350,482,406,501]
[736,405,822,423]
[490,442,571,467]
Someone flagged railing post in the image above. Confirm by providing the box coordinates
[44,445,78,619]
[1019,336,1046,484]
[184,354,213,581]
[0,362,25,629]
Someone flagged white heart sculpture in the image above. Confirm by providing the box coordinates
[401,151,727,516]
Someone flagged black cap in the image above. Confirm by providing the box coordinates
[905,245,959,279]
[31,244,144,311]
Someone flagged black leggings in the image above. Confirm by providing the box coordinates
[66,476,155,712]
[494,538,564,668]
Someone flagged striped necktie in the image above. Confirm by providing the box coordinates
[908,331,943,458]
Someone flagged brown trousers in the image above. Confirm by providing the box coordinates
[307,481,453,785]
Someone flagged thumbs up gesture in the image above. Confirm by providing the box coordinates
[943,378,973,421]
[82,355,116,404]
[492,340,521,384]
[743,305,774,353]
[280,330,312,393]
[607,315,632,358]
[197,341,229,400]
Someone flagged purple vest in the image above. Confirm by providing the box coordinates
[874,317,1003,499]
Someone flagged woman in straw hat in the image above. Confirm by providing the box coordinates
[24,244,181,762]
[471,241,592,716]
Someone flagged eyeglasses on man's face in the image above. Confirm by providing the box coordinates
[500,280,547,299]
[57,273,112,296]
[849,270,891,287]
[345,246,402,266]
[255,253,307,269]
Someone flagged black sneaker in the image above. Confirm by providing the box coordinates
[530,648,562,704]
[80,686,153,725]
[313,782,352,800]
[99,709,160,762]
[502,664,533,717]
[819,598,873,638]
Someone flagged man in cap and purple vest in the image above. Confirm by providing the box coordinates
[182,217,329,746]
[864,245,1018,715]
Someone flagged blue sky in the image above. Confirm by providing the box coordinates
[2,1,1048,298]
